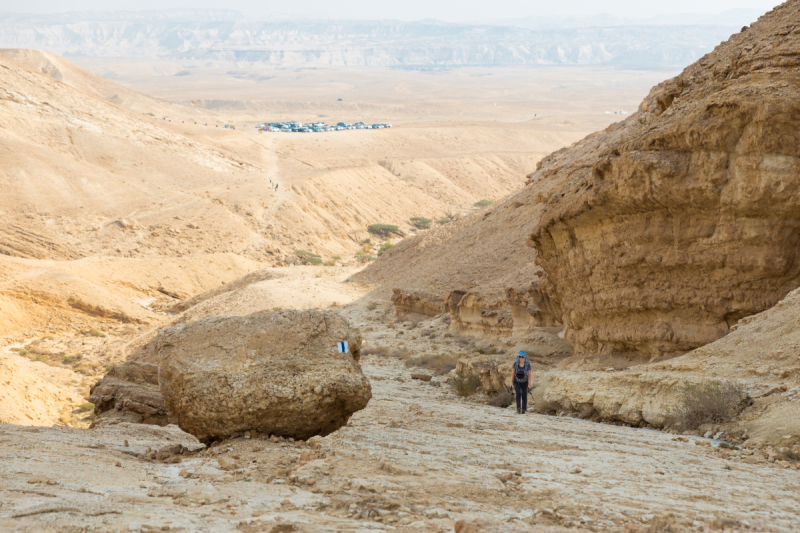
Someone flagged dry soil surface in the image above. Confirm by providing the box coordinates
[2,354,798,533]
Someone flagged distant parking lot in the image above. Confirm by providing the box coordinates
[256,121,392,132]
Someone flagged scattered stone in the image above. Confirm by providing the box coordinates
[217,455,238,471]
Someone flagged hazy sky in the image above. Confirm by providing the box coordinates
[1,0,783,21]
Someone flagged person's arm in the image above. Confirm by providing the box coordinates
[509,364,515,389]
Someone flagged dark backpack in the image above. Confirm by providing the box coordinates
[515,362,528,382]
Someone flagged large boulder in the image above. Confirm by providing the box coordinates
[529,2,800,360]
[157,310,371,442]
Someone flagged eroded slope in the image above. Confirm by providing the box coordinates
[529,1,800,360]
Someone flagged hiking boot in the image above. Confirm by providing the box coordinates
[516,408,521,414]
[521,409,527,414]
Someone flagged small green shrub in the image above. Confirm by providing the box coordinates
[323,261,336,266]
[366,302,379,311]
[105,364,116,371]
[34,354,48,362]
[473,199,492,207]
[76,402,95,412]
[377,242,393,256]
[455,375,482,397]
[87,329,106,337]
[18,349,28,356]
[410,217,432,229]
[62,355,81,365]
[295,250,323,266]
[355,251,375,263]
[331,255,341,261]
[436,217,452,225]
[718,442,739,450]
[675,380,748,430]
[367,224,402,237]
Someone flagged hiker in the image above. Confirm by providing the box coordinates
[510,350,531,414]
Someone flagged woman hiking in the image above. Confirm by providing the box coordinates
[510,351,531,414]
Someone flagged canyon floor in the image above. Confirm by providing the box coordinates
[2,267,799,532]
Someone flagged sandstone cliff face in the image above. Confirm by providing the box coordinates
[445,282,562,337]
[157,310,371,442]
[390,289,444,320]
[529,2,800,360]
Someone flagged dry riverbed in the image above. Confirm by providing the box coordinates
[1,357,798,532]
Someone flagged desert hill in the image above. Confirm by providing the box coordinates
[1,50,591,342]
[0,48,190,116]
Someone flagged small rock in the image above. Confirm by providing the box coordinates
[218,455,239,471]
[411,373,433,382]
[496,471,513,482]
[27,476,57,485]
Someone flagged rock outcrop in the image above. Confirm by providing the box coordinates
[391,288,444,319]
[89,361,174,426]
[529,2,800,360]
[446,281,562,337]
[157,310,371,442]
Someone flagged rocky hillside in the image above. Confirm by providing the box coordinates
[0,9,761,67]
[529,0,800,361]
[361,2,800,361]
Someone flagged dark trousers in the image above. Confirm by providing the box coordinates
[514,380,528,411]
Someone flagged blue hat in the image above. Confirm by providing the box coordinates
[518,350,527,357]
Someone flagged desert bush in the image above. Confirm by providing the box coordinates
[295,250,323,266]
[487,390,515,408]
[782,449,800,462]
[17,348,28,356]
[62,354,81,365]
[331,255,341,261]
[76,402,95,412]
[362,346,389,357]
[405,353,458,376]
[473,199,492,207]
[355,251,375,263]
[454,375,482,397]
[323,260,336,266]
[436,217,451,225]
[367,224,402,237]
[410,217,432,229]
[367,302,379,311]
[85,329,106,337]
[378,242,393,256]
[675,380,748,430]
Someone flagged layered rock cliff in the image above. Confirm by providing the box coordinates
[529,1,800,360]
